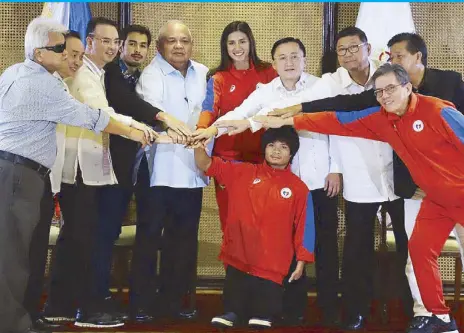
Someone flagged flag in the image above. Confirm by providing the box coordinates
[355,3,415,65]
[42,2,92,47]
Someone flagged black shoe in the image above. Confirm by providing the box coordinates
[177,308,198,320]
[345,314,365,330]
[131,308,154,323]
[103,296,129,321]
[42,302,76,323]
[74,310,124,328]
[407,315,459,333]
[33,317,62,331]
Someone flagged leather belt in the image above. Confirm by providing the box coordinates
[0,150,50,177]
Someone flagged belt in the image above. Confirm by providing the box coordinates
[0,150,50,177]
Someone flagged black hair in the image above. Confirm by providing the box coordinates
[121,24,152,47]
[387,32,428,67]
[209,21,271,77]
[261,126,300,164]
[335,26,368,45]
[65,30,81,41]
[271,37,306,60]
[86,17,119,37]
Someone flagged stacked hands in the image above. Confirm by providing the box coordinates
[128,104,302,150]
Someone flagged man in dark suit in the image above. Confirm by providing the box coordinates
[95,24,190,323]
[268,32,464,332]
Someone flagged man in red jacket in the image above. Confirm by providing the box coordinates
[194,126,314,330]
[255,63,461,333]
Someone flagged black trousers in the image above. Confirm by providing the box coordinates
[47,171,100,313]
[223,266,283,321]
[282,258,308,320]
[130,186,202,312]
[341,198,408,317]
[0,159,46,333]
[312,188,340,317]
[23,177,54,321]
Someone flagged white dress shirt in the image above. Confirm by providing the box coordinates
[136,54,210,188]
[299,63,398,203]
[214,73,340,191]
[51,56,133,188]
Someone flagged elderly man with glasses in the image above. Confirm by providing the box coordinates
[0,17,152,333]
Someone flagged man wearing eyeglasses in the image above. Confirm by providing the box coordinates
[269,32,464,332]
[255,62,462,333]
[216,27,405,330]
[0,17,153,333]
[43,17,159,329]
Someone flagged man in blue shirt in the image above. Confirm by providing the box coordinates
[0,17,150,333]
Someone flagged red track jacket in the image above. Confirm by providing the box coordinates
[205,157,315,285]
[198,64,277,163]
[294,93,464,208]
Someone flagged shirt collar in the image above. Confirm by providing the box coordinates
[155,53,195,76]
[340,61,376,89]
[275,72,310,93]
[385,92,419,121]
[119,59,141,80]
[83,55,105,78]
[228,60,255,78]
[24,58,51,74]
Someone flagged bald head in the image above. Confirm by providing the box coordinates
[156,20,193,74]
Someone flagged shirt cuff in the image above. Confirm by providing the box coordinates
[93,109,111,133]
[248,118,262,133]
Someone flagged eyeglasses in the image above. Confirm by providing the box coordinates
[89,34,122,47]
[336,42,367,56]
[37,41,66,54]
[373,83,405,98]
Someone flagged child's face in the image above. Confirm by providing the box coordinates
[265,140,291,170]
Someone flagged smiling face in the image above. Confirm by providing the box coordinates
[35,31,68,73]
[57,36,84,78]
[157,22,192,71]
[226,30,250,65]
[374,72,412,115]
[265,140,292,169]
[272,41,306,83]
[86,23,120,67]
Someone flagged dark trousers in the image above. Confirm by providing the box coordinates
[223,266,283,321]
[312,188,340,317]
[130,185,203,312]
[23,177,54,321]
[93,156,151,301]
[341,198,408,317]
[47,171,99,312]
[0,159,46,333]
[282,258,308,320]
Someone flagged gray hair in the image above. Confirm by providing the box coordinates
[24,17,67,60]
[157,20,192,43]
[370,63,410,89]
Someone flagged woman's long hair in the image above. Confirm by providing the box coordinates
[209,21,271,78]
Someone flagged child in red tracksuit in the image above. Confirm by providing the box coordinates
[194,126,315,329]
[196,21,277,232]
[256,63,462,333]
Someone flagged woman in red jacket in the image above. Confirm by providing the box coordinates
[194,21,277,231]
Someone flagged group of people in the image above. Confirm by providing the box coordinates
[0,13,462,333]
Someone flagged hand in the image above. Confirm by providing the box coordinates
[128,128,149,148]
[191,126,218,145]
[158,112,192,136]
[131,120,159,142]
[215,119,251,135]
[253,115,288,128]
[325,173,341,197]
[268,104,302,118]
[288,261,305,283]
[167,127,190,145]
[411,187,426,200]
[154,134,173,144]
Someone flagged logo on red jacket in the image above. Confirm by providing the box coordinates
[253,178,261,184]
[413,120,424,132]
[230,85,236,92]
[281,187,292,198]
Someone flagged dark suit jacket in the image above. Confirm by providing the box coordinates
[104,62,162,188]
[302,67,464,198]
